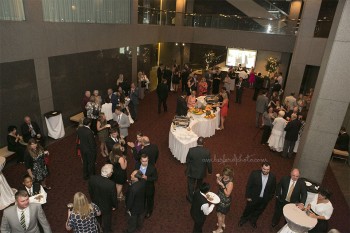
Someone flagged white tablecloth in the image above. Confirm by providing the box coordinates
[45,113,65,139]
[278,204,317,233]
[169,108,220,163]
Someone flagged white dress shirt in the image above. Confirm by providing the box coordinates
[259,173,269,197]
[17,207,30,228]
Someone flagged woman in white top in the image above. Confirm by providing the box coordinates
[306,188,333,233]
[268,111,287,152]
[101,97,113,122]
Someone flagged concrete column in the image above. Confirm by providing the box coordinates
[34,58,55,135]
[285,0,322,95]
[175,0,186,26]
[131,0,138,25]
[294,0,350,183]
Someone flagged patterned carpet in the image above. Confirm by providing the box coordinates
[1,88,349,233]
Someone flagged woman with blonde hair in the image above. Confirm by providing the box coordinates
[213,166,234,233]
[66,192,101,232]
[96,113,110,157]
[24,138,50,189]
[109,143,127,200]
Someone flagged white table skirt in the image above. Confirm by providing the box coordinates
[169,108,220,163]
[45,113,65,139]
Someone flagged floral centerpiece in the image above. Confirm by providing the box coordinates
[265,57,279,74]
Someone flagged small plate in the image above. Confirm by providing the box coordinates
[305,181,312,187]
[205,192,220,204]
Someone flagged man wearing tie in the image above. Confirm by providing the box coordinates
[235,77,244,104]
[239,162,276,229]
[1,190,52,233]
[112,106,130,140]
[271,168,307,228]
[21,116,44,146]
[105,128,125,154]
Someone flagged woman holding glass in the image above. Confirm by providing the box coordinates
[213,166,234,233]
[24,138,50,189]
[66,192,101,233]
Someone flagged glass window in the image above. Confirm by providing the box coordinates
[42,0,131,24]
[314,0,339,38]
[0,0,25,21]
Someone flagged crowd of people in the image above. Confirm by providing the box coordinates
[1,63,346,233]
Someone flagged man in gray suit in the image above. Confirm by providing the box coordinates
[113,106,130,139]
[186,137,212,203]
[1,190,52,233]
[256,90,269,128]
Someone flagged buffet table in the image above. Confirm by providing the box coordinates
[169,108,220,163]
[278,203,317,233]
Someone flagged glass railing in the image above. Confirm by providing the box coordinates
[253,0,289,19]
[138,6,299,35]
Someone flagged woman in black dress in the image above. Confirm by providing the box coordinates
[7,125,26,163]
[109,143,127,201]
[213,166,234,233]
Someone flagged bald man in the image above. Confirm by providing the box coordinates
[271,168,307,228]
[129,136,159,169]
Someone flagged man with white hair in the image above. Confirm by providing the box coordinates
[128,136,159,169]
[88,164,117,233]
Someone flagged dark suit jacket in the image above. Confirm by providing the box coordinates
[157,83,169,100]
[275,176,307,204]
[77,126,97,154]
[335,132,349,151]
[126,179,146,215]
[105,136,122,153]
[22,183,41,196]
[285,119,302,141]
[130,89,139,105]
[88,175,117,214]
[133,144,159,168]
[143,164,158,195]
[109,93,119,112]
[21,121,41,143]
[186,146,212,179]
[190,190,208,223]
[245,170,276,201]
[1,203,52,233]
[176,96,188,116]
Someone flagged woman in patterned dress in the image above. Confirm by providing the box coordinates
[66,192,101,233]
[213,166,234,233]
[24,138,50,189]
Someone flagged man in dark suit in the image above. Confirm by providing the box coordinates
[186,137,212,203]
[271,168,307,227]
[129,136,159,169]
[21,116,43,145]
[105,128,125,154]
[253,73,263,101]
[22,174,47,204]
[81,90,91,117]
[1,190,52,233]
[138,154,158,218]
[129,83,139,121]
[181,64,190,93]
[124,170,146,233]
[77,118,97,180]
[335,126,349,151]
[239,162,276,228]
[163,65,172,91]
[107,88,118,112]
[235,77,244,104]
[176,94,188,116]
[89,164,117,233]
[157,78,169,113]
[157,63,164,84]
[282,114,302,158]
[190,183,215,233]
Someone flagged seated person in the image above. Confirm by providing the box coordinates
[21,116,45,147]
[7,125,26,163]
[22,174,47,204]
[335,126,349,151]
[176,94,188,116]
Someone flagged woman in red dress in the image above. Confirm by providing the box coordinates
[198,77,208,96]
[219,92,229,130]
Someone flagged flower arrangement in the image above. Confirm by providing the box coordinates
[265,57,279,74]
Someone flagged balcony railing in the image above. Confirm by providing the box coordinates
[138,6,298,35]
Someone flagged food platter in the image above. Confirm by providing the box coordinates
[205,192,220,204]
[191,108,204,115]
[204,114,216,119]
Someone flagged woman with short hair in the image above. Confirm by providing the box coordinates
[66,192,101,233]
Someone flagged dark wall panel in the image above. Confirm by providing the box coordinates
[0,60,41,146]
[49,49,132,125]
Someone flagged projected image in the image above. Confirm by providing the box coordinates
[226,48,257,68]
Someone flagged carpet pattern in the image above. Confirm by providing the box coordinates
[1,88,349,233]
